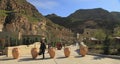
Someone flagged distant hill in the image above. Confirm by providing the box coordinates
[46,8,120,33]
[45,14,71,28]
[111,12,120,21]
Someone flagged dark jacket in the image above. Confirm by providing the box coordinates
[40,41,46,50]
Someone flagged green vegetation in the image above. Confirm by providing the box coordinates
[0,10,18,17]
[113,27,120,36]
[102,35,111,54]
[84,35,120,55]
[26,15,40,22]
[0,10,8,16]
[93,29,106,40]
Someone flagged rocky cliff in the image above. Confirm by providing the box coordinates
[0,0,46,35]
[0,0,75,44]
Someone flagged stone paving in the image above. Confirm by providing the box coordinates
[0,45,120,64]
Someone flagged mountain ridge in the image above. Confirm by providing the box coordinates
[46,8,120,33]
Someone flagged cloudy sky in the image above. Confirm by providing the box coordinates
[27,0,120,17]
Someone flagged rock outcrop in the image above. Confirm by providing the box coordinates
[0,0,75,45]
[0,0,46,35]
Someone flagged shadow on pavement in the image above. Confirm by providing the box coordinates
[93,56,105,60]
[18,57,51,62]
[74,55,83,58]
[0,58,14,61]
[56,56,66,59]
[39,57,51,60]
[18,58,39,62]
[75,49,80,55]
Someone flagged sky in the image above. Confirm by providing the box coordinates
[27,0,120,17]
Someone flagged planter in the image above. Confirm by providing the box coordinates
[64,47,70,57]
[12,48,19,59]
[80,46,88,57]
[48,47,55,58]
[56,43,62,50]
[31,48,38,59]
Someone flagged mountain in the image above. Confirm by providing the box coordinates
[111,12,120,21]
[46,8,120,33]
[45,14,71,28]
[0,0,74,44]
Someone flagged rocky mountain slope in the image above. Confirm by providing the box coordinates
[0,0,45,35]
[0,0,74,44]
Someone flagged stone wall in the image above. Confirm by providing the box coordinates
[5,42,41,57]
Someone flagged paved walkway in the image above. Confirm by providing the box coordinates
[0,46,120,64]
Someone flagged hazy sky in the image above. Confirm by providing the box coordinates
[27,0,120,17]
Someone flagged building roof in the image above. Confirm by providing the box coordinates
[90,37,98,41]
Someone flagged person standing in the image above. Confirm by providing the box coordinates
[39,39,46,59]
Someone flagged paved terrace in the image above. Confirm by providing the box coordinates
[0,45,120,64]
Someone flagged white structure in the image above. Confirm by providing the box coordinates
[0,24,3,32]
[80,42,87,47]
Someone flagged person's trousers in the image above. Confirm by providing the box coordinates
[40,49,45,59]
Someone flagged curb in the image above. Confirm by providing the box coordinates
[88,53,120,59]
